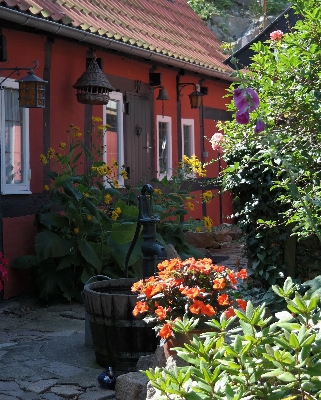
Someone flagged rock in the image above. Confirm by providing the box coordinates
[152,346,167,369]
[26,379,58,394]
[185,231,214,249]
[212,233,233,243]
[136,354,154,371]
[50,384,83,398]
[115,372,149,400]
[165,244,180,260]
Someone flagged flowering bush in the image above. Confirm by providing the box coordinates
[131,257,247,339]
[0,252,9,292]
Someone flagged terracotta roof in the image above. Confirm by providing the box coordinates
[0,0,232,78]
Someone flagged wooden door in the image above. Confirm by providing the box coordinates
[124,92,153,186]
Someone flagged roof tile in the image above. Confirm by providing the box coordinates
[0,0,232,74]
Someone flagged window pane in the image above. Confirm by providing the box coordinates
[4,90,23,184]
[106,99,118,166]
[159,122,168,175]
[183,125,192,157]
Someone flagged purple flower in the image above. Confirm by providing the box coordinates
[233,88,260,112]
[236,110,250,124]
[254,119,265,133]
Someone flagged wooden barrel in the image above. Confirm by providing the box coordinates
[82,278,158,372]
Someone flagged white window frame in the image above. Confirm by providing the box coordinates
[156,115,172,180]
[181,118,195,158]
[0,78,30,194]
[103,91,124,186]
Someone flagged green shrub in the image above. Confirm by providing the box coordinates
[144,276,321,399]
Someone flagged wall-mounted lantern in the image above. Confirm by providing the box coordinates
[177,82,206,109]
[0,61,47,108]
[73,55,115,105]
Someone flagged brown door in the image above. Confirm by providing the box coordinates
[124,92,154,186]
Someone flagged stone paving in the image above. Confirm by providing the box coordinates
[0,234,246,400]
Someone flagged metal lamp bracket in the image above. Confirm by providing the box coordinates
[0,60,39,89]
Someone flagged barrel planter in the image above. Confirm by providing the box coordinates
[82,277,158,372]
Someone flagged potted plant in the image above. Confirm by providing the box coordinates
[131,257,247,355]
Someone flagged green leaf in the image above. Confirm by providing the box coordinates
[10,255,38,269]
[111,222,139,244]
[35,231,74,261]
[37,212,69,230]
[77,239,102,272]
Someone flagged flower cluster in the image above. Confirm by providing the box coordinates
[202,190,213,203]
[131,257,247,340]
[111,207,122,221]
[0,252,9,292]
[270,30,284,41]
[183,155,206,177]
[233,87,265,133]
[203,216,213,232]
[210,132,224,152]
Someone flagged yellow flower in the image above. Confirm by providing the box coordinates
[112,159,118,167]
[55,153,62,159]
[92,116,103,122]
[154,188,162,196]
[73,131,82,137]
[74,228,79,233]
[59,142,66,150]
[44,185,50,191]
[111,209,120,220]
[115,207,121,214]
[84,193,89,198]
[87,215,93,221]
[187,201,194,211]
[195,227,201,232]
[40,154,48,165]
[203,216,213,232]
[47,148,55,159]
[120,169,128,179]
[97,125,106,131]
[104,193,112,205]
[113,180,119,188]
[202,190,213,203]
[183,155,206,177]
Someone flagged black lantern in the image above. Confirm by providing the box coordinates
[177,82,206,109]
[0,61,47,108]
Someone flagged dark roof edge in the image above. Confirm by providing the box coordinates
[0,5,233,81]
[223,4,294,64]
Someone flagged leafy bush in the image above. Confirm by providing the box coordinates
[144,276,321,399]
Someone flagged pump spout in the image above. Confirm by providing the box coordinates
[141,241,167,278]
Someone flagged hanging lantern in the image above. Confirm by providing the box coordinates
[17,69,47,108]
[73,56,115,105]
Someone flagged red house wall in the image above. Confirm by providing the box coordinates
[1,27,233,298]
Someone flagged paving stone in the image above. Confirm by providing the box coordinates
[19,392,42,400]
[26,379,58,394]
[0,342,18,349]
[41,362,84,378]
[50,384,84,398]
[78,388,115,400]
[0,380,24,397]
[0,394,20,400]
[40,393,64,400]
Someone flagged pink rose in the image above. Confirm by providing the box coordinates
[210,132,224,152]
[270,30,284,41]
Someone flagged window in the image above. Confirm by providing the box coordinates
[0,78,30,194]
[103,91,124,186]
[157,115,172,179]
[181,119,195,158]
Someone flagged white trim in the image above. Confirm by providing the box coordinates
[103,91,124,186]
[0,78,31,194]
[181,118,195,158]
[156,115,172,179]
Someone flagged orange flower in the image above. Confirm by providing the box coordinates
[159,323,173,339]
[236,299,247,311]
[189,299,206,314]
[213,265,225,273]
[144,283,163,298]
[155,306,168,320]
[180,286,202,299]
[225,307,235,319]
[201,303,216,317]
[213,278,226,290]
[228,273,237,285]
[236,269,247,279]
[217,294,230,306]
[131,280,144,292]
[132,301,149,316]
